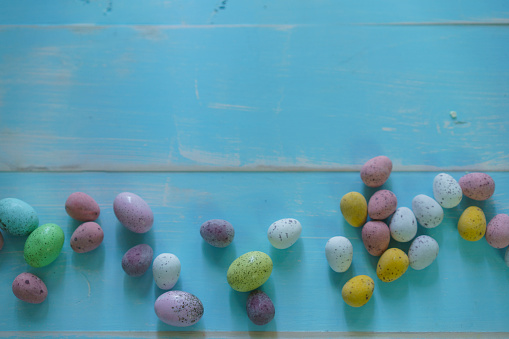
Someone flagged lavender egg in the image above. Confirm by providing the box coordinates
[113,192,153,233]
[122,244,154,277]
[70,222,104,253]
[200,219,235,248]
[246,290,275,325]
[155,291,204,327]
[368,190,397,220]
[12,272,48,304]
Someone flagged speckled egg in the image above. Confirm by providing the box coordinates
[246,290,275,325]
[389,207,417,242]
[377,248,409,282]
[154,291,204,327]
[200,219,235,248]
[24,223,64,268]
[458,206,486,242]
[360,155,392,188]
[459,172,495,201]
[408,235,439,270]
[362,221,390,256]
[267,218,302,249]
[122,244,154,277]
[153,253,181,290]
[0,198,39,236]
[486,214,509,249]
[227,251,273,292]
[368,190,397,220]
[433,173,462,208]
[0,230,4,251]
[70,222,104,253]
[113,192,153,233]
[12,272,48,304]
[65,192,100,222]
[341,275,375,307]
[340,192,367,227]
[412,194,443,228]
[325,236,353,273]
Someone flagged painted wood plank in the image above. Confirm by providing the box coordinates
[0,172,508,333]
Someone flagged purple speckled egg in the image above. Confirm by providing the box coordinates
[246,290,275,325]
[486,214,509,249]
[122,244,154,277]
[362,221,390,256]
[0,230,4,251]
[368,190,397,220]
[360,156,392,188]
[12,272,48,304]
[70,222,104,253]
[65,192,100,222]
[154,291,204,327]
[113,192,153,233]
[200,219,235,248]
[459,173,495,201]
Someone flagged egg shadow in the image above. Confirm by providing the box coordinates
[201,241,237,268]
[16,298,50,324]
[66,217,83,230]
[71,245,106,272]
[229,289,249,323]
[377,273,410,301]
[153,279,184,300]
[328,266,355,295]
[408,261,440,288]
[457,238,487,265]
[123,269,154,299]
[269,240,305,268]
[343,294,375,331]
[362,186,379,202]
[115,221,156,254]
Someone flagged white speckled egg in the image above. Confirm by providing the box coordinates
[267,218,302,249]
[433,173,462,208]
[325,236,353,273]
[412,194,443,228]
[153,253,181,290]
[408,235,439,270]
[389,207,417,242]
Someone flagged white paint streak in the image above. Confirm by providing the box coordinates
[382,127,396,132]
[436,123,441,134]
[208,103,257,112]
[195,79,200,100]
[178,146,241,166]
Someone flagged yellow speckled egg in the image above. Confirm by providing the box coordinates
[376,248,409,282]
[340,192,367,227]
[458,206,486,241]
[227,251,273,292]
[341,275,375,307]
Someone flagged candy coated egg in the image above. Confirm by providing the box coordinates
[433,173,462,208]
[267,218,302,249]
[227,251,273,292]
[325,236,353,273]
[376,248,409,282]
[12,273,47,304]
[362,221,390,256]
[341,275,375,307]
[113,192,153,233]
[154,291,204,327]
[459,172,495,201]
[486,214,509,249]
[340,192,367,227]
[153,253,181,290]
[458,206,486,242]
[24,223,64,268]
[408,235,439,270]
[0,198,39,236]
[122,244,154,277]
[70,222,104,253]
[200,219,234,248]
[412,194,443,228]
[389,207,417,242]
[368,190,397,220]
[65,192,100,222]
[360,156,392,188]
[246,290,275,325]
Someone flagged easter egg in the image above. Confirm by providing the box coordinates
[267,218,302,249]
[341,275,375,307]
[362,221,390,256]
[360,156,392,188]
[12,273,48,304]
[113,192,153,233]
[200,219,235,248]
[486,214,509,249]
[0,198,39,236]
[408,235,439,270]
[459,172,495,201]
[246,290,275,325]
[122,244,154,277]
[154,291,204,327]
[24,223,64,268]
[368,190,397,220]
[70,222,104,253]
[340,192,367,227]
[389,207,417,242]
[65,192,100,222]
[433,173,462,208]
[412,194,443,228]
[153,253,181,290]
[227,251,273,292]
[458,206,486,242]
[376,248,409,282]
[325,236,353,273]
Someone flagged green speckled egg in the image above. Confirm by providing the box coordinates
[0,198,39,236]
[227,251,273,292]
[24,223,65,267]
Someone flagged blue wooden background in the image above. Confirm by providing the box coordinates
[1,1,509,337]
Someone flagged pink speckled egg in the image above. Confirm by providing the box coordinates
[368,190,397,220]
[70,222,104,253]
[12,272,48,304]
[362,221,390,256]
[155,291,204,327]
[459,173,495,201]
[113,192,153,233]
[486,214,509,249]
[65,192,100,222]
[360,156,392,188]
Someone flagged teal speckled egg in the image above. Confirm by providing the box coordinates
[24,223,65,267]
[0,198,39,236]
[227,251,273,292]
